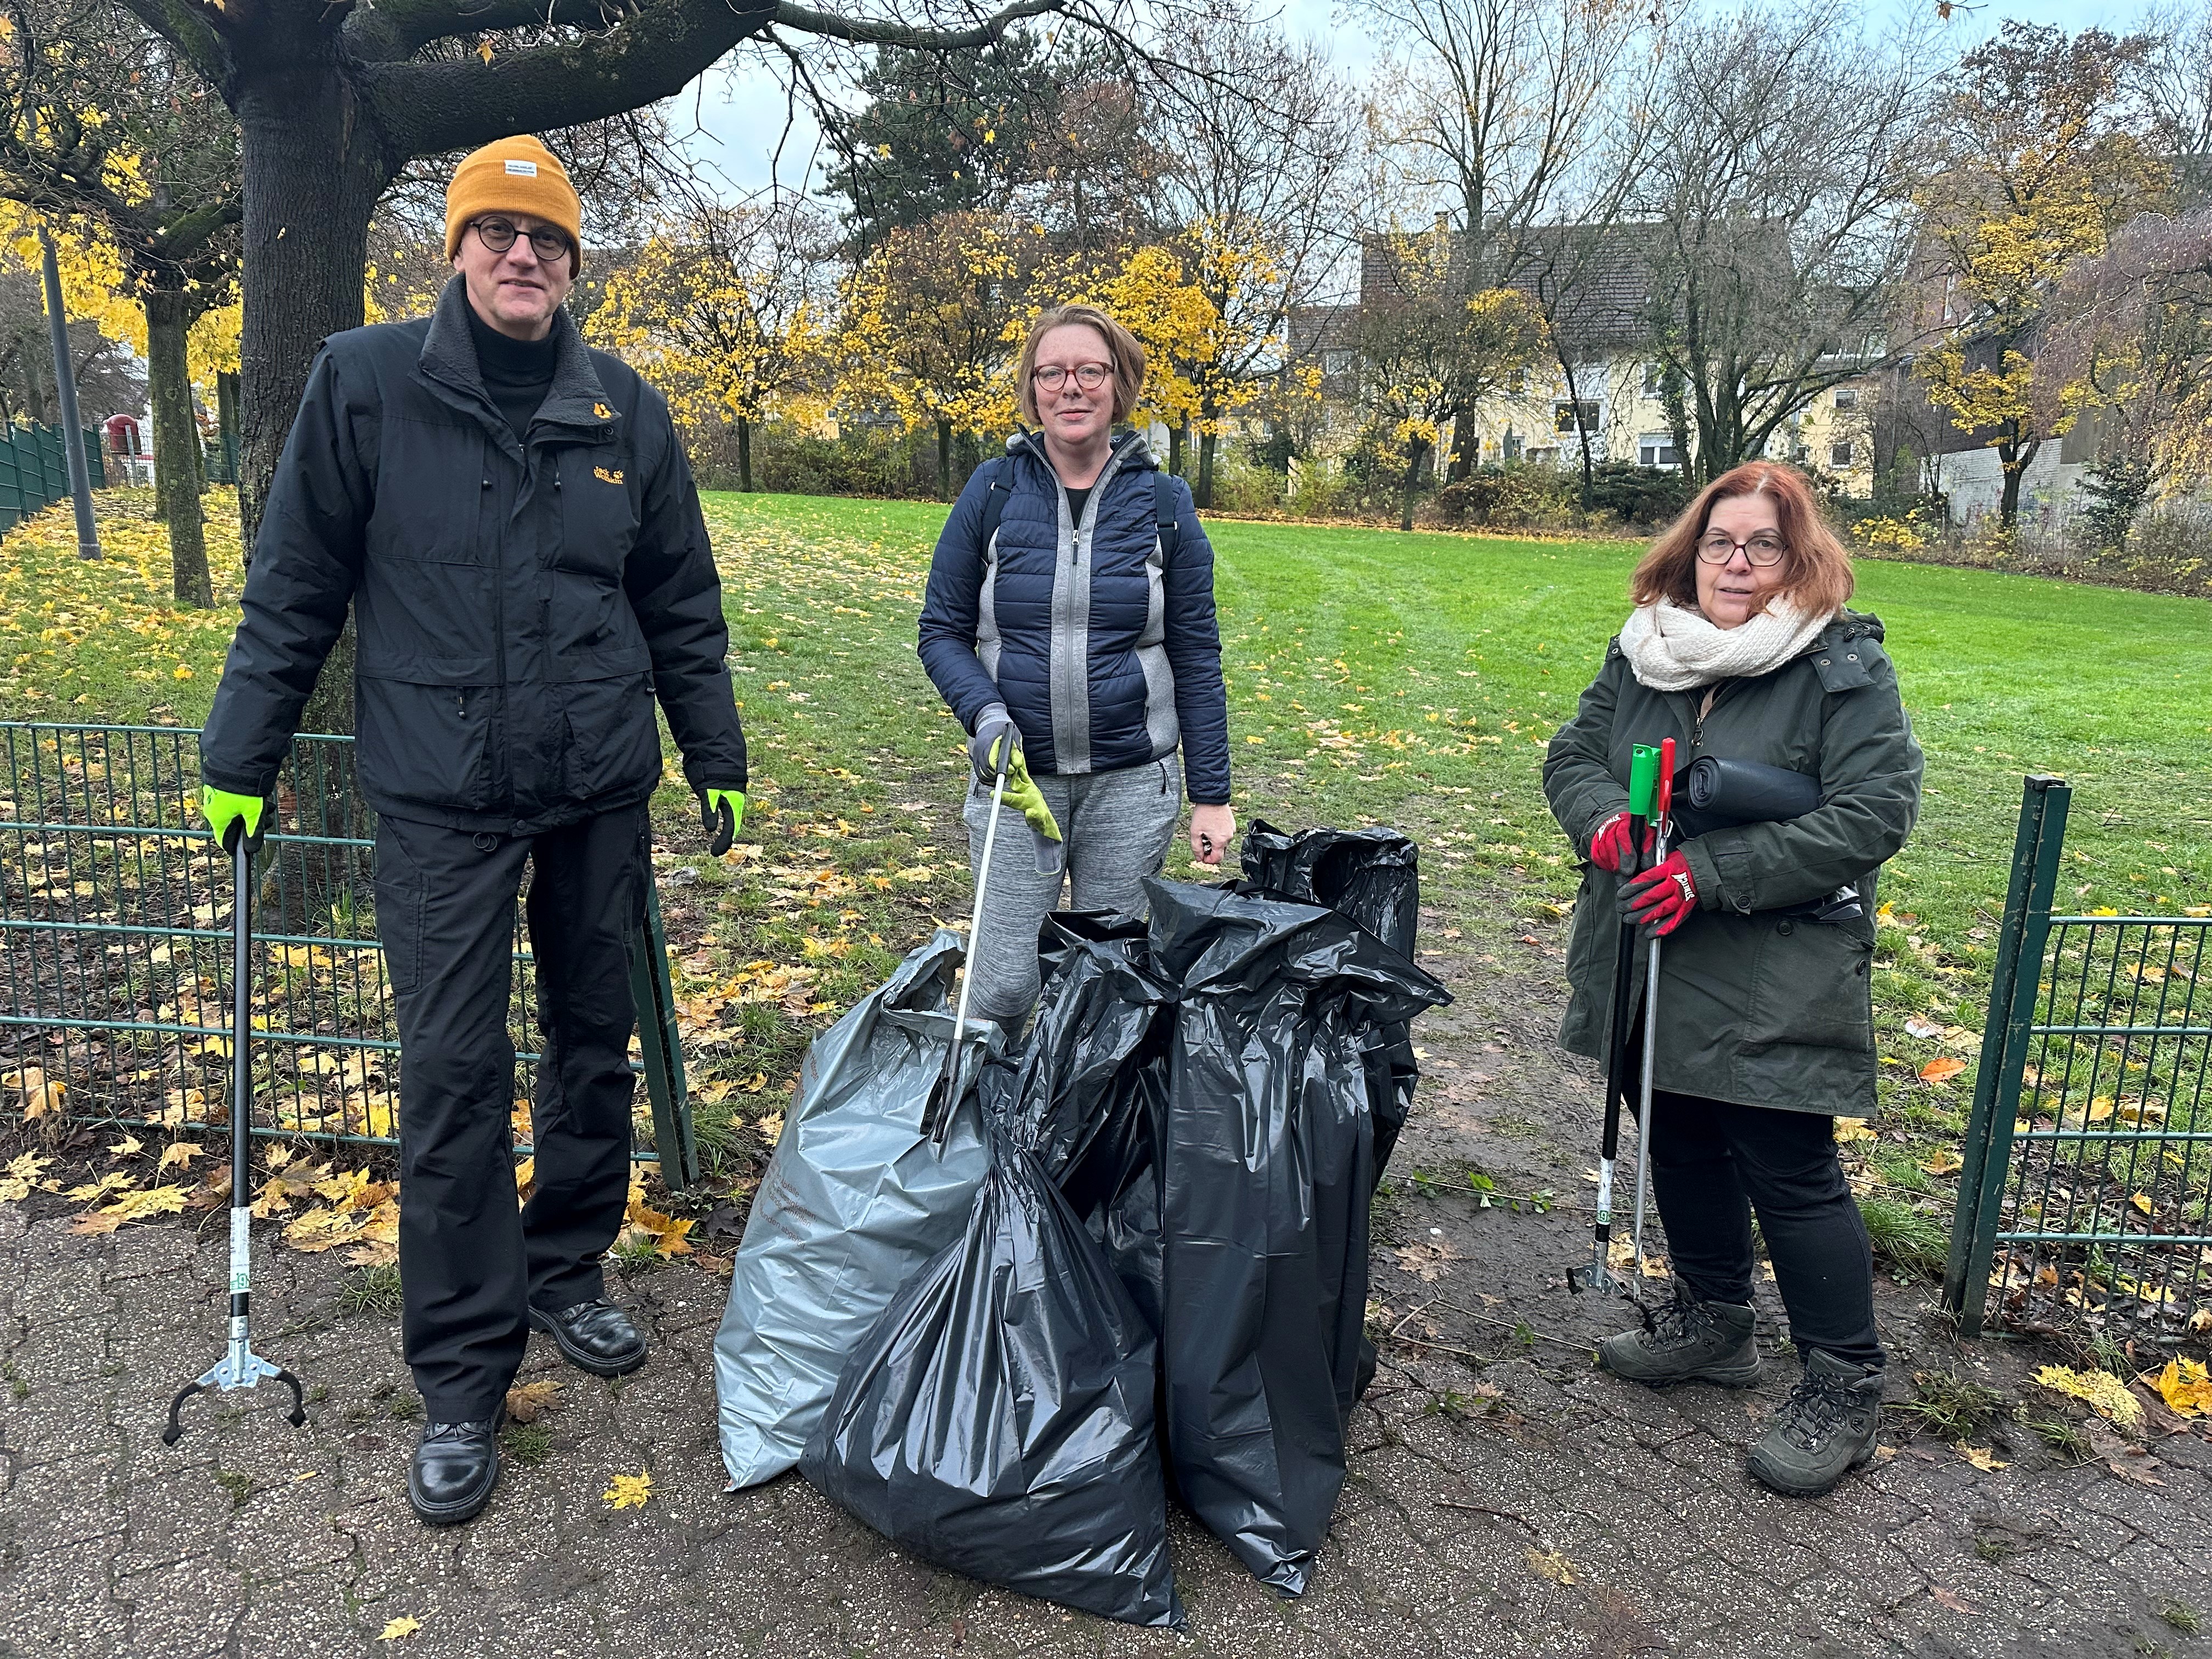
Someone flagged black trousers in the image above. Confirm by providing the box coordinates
[1647,1090,1884,1370]
[376,804,647,1420]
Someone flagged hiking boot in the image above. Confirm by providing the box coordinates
[409,1412,503,1525]
[1746,1349,1886,1498]
[1597,1286,1762,1386]
[529,1297,647,1378]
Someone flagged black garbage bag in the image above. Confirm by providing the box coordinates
[1009,913,1175,1336]
[800,1111,1184,1628]
[1237,821,1424,1180]
[1143,878,1450,1598]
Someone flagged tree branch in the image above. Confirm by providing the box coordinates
[113,0,235,95]
[772,0,1064,50]
[343,0,628,64]
[365,2,780,160]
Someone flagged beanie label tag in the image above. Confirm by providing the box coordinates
[504,159,539,176]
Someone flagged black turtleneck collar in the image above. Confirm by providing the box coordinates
[463,296,558,439]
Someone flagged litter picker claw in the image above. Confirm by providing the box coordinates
[1630,737,1677,1265]
[1572,743,1660,1296]
[163,813,306,1446]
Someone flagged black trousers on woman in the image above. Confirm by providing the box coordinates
[1646,1088,1884,1370]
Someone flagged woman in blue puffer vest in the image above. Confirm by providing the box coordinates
[918,303,1234,1027]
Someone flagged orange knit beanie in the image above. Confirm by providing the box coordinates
[443,136,583,269]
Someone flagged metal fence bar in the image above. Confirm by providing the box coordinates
[0,722,693,1190]
[1943,775,2071,1335]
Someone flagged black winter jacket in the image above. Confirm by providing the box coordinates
[916,430,1231,805]
[200,278,746,834]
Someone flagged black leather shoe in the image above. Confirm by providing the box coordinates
[528,1298,647,1377]
[408,1413,503,1526]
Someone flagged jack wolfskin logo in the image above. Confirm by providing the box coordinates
[592,402,612,419]
[594,466,624,484]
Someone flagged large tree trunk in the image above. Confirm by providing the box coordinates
[1195,428,1218,510]
[1997,439,2033,530]
[235,69,390,744]
[143,288,212,609]
[1448,413,1477,482]
[738,416,753,493]
[1166,421,1185,478]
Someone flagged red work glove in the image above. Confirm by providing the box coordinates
[1587,811,1655,874]
[1620,850,1699,936]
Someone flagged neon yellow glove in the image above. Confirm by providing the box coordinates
[998,752,1063,865]
[702,787,746,854]
[200,787,269,852]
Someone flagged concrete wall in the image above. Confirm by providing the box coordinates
[1925,444,2086,529]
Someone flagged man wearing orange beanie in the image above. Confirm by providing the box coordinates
[199,134,749,1526]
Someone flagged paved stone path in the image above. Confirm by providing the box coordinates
[4,924,2210,1659]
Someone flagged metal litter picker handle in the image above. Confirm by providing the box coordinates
[921,751,1011,1145]
[1630,737,1677,1266]
[163,817,307,1446]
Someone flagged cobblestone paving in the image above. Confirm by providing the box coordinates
[4,934,2210,1659]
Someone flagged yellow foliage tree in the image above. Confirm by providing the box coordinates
[1914,23,2168,526]
[586,202,833,492]
[836,211,1040,498]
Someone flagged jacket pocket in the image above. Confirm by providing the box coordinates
[555,446,641,576]
[560,671,661,803]
[355,674,495,814]
[373,417,488,565]
[1742,917,1875,1049]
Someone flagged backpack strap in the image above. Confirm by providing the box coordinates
[975,457,1012,553]
[1155,472,1181,561]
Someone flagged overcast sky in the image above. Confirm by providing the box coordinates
[670,0,2134,202]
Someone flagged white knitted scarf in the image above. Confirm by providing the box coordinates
[1617,597,1832,692]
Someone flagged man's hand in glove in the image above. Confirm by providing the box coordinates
[1620,850,1698,936]
[1588,810,1654,874]
[699,788,746,856]
[200,787,268,853]
[969,704,1021,783]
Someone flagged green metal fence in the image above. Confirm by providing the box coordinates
[0,425,100,532]
[0,721,696,1187]
[1943,776,2211,1340]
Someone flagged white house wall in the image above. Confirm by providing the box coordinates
[1927,444,2086,529]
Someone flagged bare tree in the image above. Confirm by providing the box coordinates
[1627,2,1930,481]
[1148,2,1358,505]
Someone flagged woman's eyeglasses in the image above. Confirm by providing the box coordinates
[1032,363,1113,393]
[1696,532,1787,566]
[473,218,572,263]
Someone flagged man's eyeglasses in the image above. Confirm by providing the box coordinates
[1032,363,1113,393]
[473,218,572,264]
[1696,532,1787,566]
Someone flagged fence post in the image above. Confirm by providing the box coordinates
[1942,775,2071,1334]
[627,879,699,1193]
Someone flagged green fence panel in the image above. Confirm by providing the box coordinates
[0,722,695,1188]
[0,432,21,533]
[35,426,61,505]
[1943,775,2210,1343]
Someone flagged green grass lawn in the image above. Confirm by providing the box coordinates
[2,486,2205,1189]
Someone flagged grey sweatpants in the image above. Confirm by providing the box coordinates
[961,756,1182,1026]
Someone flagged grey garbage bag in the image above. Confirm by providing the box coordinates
[714,931,1000,1489]
[801,1111,1183,1627]
[1144,877,1450,1598]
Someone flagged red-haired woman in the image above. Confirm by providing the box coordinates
[1544,460,1923,1498]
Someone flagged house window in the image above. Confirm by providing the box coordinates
[1554,400,1599,435]
[1833,386,1859,412]
[1506,368,1527,395]
[1323,350,1353,376]
[1830,440,1856,468]
[1638,432,1679,468]
[1643,361,1664,396]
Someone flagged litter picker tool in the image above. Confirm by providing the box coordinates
[163,812,306,1446]
[921,743,1011,1144]
[1630,737,1676,1266]
[1572,743,1659,1297]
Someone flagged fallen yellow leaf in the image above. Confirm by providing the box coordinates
[505,1379,563,1423]
[108,1134,143,1157]
[158,1142,205,1171]
[1833,1117,1878,1143]
[1525,1547,1575,1584]
[2150,1357,2212,1418]
[1920,1057,1966,1085]
[2131,1193,2154,1216]
[1960,1444,2008,1471]
[377,1615,421,1641]
[2033,1364,2144,1428]
[603,1469,652,1510]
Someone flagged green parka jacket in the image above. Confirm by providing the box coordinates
[1543,610,1924,1115]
